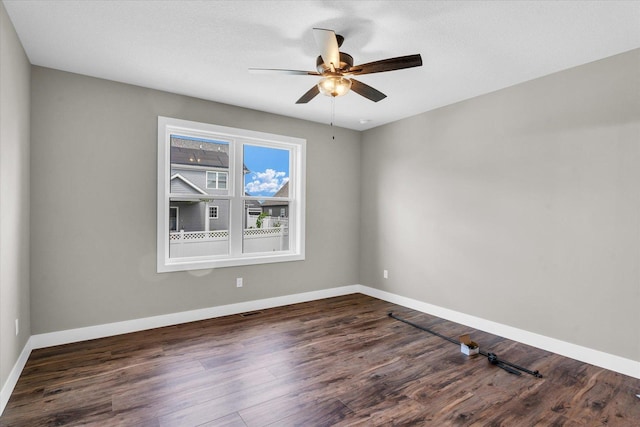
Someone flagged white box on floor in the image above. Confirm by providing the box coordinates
[460,334,479,356]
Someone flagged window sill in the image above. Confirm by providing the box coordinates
[157,252,305,273]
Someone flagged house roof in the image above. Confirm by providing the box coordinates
[170,136,253,175]
[261,181,289,206]
[273,181,289,198]
[244,195,262,209]
[170,136,229,168]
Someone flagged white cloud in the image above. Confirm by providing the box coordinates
[245,169,288,195]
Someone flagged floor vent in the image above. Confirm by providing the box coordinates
[240,311,263,317]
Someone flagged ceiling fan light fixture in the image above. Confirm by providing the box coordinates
[317,76,352,98]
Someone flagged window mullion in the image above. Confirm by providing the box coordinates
[229,140,244,257]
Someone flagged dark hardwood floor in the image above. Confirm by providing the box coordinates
[1,294,639,426]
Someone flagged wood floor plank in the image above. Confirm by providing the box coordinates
[156,376,297,426]
[1,293,639,427]
[239,395,353,427]
[262,397,353,427]
[197,412,247,427]
[112,367,278,416]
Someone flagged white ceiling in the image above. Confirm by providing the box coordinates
[4,1,640,131]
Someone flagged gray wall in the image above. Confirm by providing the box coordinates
[360,49,640,362]
[30,66,361,334]
[0,1,31,392]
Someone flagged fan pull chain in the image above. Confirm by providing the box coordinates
[331,96,335,140]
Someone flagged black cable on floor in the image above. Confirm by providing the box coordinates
[388,312,543,378]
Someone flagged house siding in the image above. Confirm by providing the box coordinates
[171,166,228,196]
[207,200,229,231]
[170,177,201,194]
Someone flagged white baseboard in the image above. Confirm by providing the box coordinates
[2,283,638,416]
[0,336,33,416]
[30,285,360,349]
[357,285,640,380]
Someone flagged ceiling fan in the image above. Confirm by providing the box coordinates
[249,28,423,104]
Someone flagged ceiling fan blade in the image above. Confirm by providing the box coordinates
[295,85,320,104]
[349,54,423,75]
[313,28,340,69]
[249,68,320,76]
[350,79,387,102]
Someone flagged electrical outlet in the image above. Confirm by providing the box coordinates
[236,277,243,288]
[15,319,19,336]
[383,270,389,279]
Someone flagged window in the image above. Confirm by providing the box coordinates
[157,116,306,272]
[208,206,219,219]
[206,171,228,189]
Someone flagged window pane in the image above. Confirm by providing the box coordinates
[206,172,216,189]
[171,135,230,195]
[243,145,289,198]
[169,198,229,259]
[218,172,227,189]
[243,201,289,254]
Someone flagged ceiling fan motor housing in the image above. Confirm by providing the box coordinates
[316,52,354,74]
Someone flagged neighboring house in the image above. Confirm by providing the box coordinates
[260,181,289,219]
[170,136,230,232]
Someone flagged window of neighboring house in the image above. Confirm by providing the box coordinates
[209,206,219,219]
[157,116,306,272]
[206,171,228,189]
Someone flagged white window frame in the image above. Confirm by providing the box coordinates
[157,116,306,272]
[208,205,219,219]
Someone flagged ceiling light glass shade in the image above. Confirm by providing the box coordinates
[317,76,352,97]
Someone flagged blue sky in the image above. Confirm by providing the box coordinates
[244,145,289,197]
